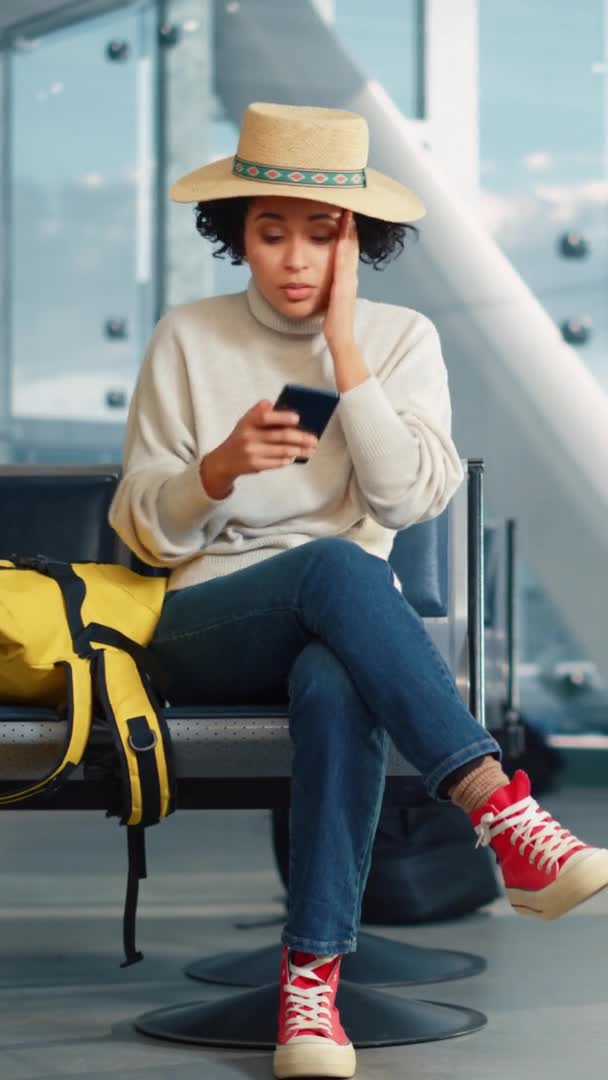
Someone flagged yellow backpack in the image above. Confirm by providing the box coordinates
[0,555,175,965]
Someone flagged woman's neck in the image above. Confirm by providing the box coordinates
[246,277,326,336]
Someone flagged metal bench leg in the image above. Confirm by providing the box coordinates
[135,979,487,1048]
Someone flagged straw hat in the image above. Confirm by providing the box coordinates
[170,101,426,224]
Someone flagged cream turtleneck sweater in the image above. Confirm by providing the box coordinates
[109,278,464,591]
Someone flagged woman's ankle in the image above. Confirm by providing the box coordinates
[443,755,511,814]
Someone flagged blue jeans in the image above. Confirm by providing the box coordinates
[151,537,501,955]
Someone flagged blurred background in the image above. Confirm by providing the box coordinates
[1,0,607,773]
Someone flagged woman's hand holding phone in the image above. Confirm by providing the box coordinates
[199,400,318,499]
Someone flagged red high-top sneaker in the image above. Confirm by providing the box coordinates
[470,769,608,920]
[273,946,356,1079]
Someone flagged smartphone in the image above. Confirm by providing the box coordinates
[274,384,340,463]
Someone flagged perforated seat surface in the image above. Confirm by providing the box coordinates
[0,704,416,780]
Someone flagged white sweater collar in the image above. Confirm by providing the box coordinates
[246,277,326,337]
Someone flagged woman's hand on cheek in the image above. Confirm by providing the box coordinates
[323,210,359,357]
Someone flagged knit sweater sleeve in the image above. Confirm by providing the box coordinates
[337,315,464,529]
[109,314,231,566]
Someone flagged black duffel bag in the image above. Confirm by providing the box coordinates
[272,793,500,925]
[272,717,563,925]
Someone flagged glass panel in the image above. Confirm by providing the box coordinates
[334,0,424,119]
[479,0,608,731]
[205,94,250,300]
[479,0,607,393]
[8,1,158,462]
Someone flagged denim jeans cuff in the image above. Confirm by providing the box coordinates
[281,930,358,955]
[425,735,503,802]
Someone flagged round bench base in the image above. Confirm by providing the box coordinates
[135,980,487,1049]
[185,931,486,988]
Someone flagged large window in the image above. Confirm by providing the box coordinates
[479,0,607,393]
[6,0,159,463]
[479,0,608,728]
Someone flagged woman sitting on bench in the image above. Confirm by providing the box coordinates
[109,101,608,1080]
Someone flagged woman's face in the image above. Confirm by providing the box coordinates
[243,195,343,319]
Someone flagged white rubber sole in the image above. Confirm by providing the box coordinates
[507,848,608,921]
[273,1039,357,1079]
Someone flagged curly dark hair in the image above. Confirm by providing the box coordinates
[194,197,419,270]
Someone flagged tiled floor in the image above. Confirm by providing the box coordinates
[1,786,607,1079]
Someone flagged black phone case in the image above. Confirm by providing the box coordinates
[274,384,340,463]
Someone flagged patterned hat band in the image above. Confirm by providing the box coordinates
[232,154,367,188]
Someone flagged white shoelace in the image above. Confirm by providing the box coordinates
[284,955,336,1037]
[474,794,583,874]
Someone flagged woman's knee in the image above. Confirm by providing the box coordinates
[288,640,355,700]
[306,536,372,564]
[287,641,388,765]
[287,642,370,741]
[301,536,388,587]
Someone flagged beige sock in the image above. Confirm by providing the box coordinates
[446,756,511,814]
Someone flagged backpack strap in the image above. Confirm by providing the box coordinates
[93,648,174,826]
[76,622,170,699]
[121,825,147,967]
[0,656,93,805]
[7,556,90,645]
[92,647,175,966]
